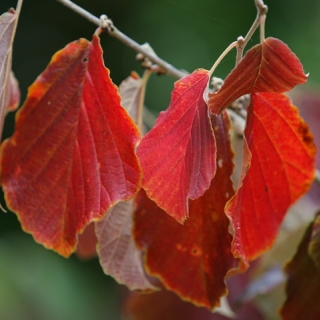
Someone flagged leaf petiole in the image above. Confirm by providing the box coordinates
[236,0,268,64]
[208,41,239,78]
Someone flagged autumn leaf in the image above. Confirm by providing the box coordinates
[0,7,21,139]
[119,71,151,129]
[137,69,215,223]
[134,112,239,309]
[0,34,141,257]
[93,68,154,290]
[208,38,307,115]
[225,92,316,266]
[76,70,150,260]
[280,214,320,320]
[95,200,156,291]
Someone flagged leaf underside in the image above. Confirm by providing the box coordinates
[0,10,20,139]
[96,200,156,291]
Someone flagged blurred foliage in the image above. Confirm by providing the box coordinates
[1,0,320,319]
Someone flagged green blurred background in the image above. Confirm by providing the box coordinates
[0,0,320,319]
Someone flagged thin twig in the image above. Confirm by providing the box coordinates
[209,41,239,77]
[56,0,187,79]
[15,0,23,16]
[260,13,266,43]
[236,0,268,64]
[56,0,320,188]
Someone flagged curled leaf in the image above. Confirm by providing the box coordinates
[208,38,307,115]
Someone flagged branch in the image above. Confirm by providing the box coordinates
[236,0,268,64]
[56,0,187,79]
[56,0,320,189]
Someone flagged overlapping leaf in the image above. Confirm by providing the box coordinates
[0,8,21,138]
[225,92,316,266]
[76,70,150,260]
[134,112,239,309]
[137,69,215,223]
[93,69,154,290]
[119,71,150,126]
[280,214,320,320]
[208,37,307,115]
[0,34,141,257]
[96,200,156,291]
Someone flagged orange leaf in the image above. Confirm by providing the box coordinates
[134,112,239,309]
[208,38,307,115]
[226,92,316,266]
[137,69,215,223]
[0,35,141,257]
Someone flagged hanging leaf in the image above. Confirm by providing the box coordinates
[208,38,307,115]
[95,200,156,291]
[137,69,215,223]
[119,71,150,127]
[134,112,239,309]
[225,92,316,266]
[280,214,320,320]
[76,70,151,260]
[0,34,141,257]
[0,8,21,138]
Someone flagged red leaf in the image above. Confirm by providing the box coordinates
[134,112,239,309]
[0,35,141,257]
[280,214,320,320]
[226,92,316,265]
[208,38,307,115]
[137,69,215,223]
